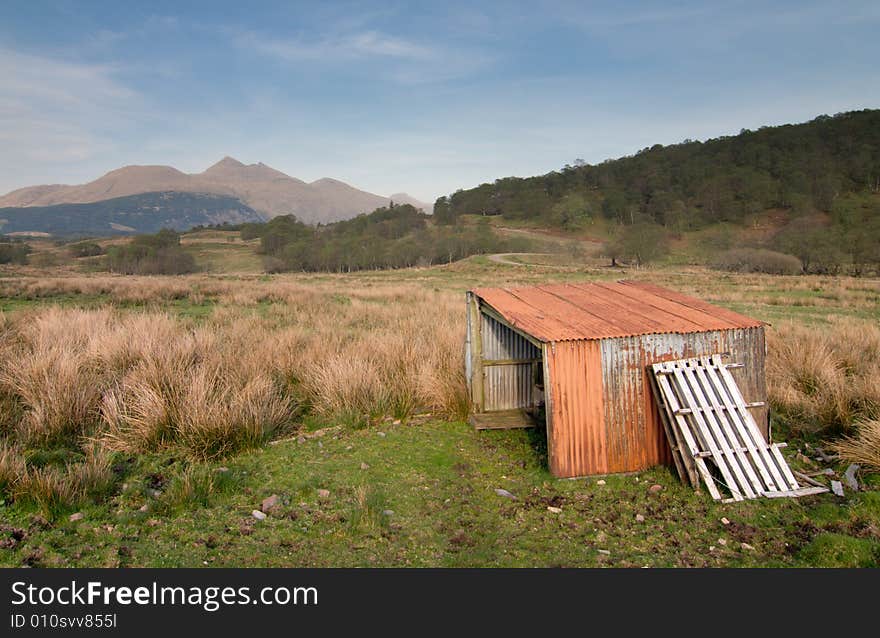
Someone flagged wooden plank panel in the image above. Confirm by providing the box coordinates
[653,362,721,500]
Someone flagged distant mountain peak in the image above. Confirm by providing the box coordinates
[204,156,246,173]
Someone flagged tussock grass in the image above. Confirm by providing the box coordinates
[767,319,880,435]
[832,419,880,471]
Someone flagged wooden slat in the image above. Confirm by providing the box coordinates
[710,354,798,490]
[653,363,720,499]
[470,409,537,430]
[648,368,690,486]
[679,361,757,499]
[687,360,764,496]
[669,363,744,500]
[651,355,811,501]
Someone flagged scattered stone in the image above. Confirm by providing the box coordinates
[317,489,331,499]
[297,436,306,444]
[317,441,323,449]
[596,480,606,486]
[814,447,837,463]
[718,538,727,546]
[648,484,663,494]
[635,514,645,523]
[547,506,562,514]
[382,510,395,517]
[215,467,229,473]
[345,445,353,450]
[597,549,611,556]
[147,489,162,499]
[494,488,517,500]
[360,462,370,470]
[251,510,267,521]
[844,464,860,492]
[596,531,607,542]
[261,494,281,513]
[377,432,386,438]
[69,512,84,522]
[147,519,161,527]
[122,483,129,491]
[821,468,835,476]
[721,517,730,526]
[831,480,844,497]
[709,545,716,552]
[392,420,401,425]
[741,542,755,551]
[138,504,149,513]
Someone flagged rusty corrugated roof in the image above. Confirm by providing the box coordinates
[470,280,764,342]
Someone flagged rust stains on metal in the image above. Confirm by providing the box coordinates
[470,280,764,342]
[544,340,607,477]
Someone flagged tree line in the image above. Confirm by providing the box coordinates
[240,203,532,272]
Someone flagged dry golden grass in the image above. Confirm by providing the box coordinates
[767,319,880,434]
[0,279,468,469]
[832,419,880,471]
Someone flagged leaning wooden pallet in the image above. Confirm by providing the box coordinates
[651,355,828,502]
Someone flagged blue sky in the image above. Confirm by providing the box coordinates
[1,1,878,202]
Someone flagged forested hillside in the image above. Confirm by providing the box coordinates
[434,109,880,273]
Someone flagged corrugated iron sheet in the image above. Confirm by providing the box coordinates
[471,280,764,342]
[544,340,607,477]
[541,327,767,478]
[480,312,541,411]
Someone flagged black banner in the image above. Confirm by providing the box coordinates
[0,568,872,635]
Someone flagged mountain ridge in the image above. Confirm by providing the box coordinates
[0,157,429,225]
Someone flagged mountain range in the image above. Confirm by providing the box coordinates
[0,157,428,235]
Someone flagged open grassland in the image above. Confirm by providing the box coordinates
[0,256,878,567]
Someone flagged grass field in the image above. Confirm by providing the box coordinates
[1,232,878,567]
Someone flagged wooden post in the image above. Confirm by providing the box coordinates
[469,294,484,412]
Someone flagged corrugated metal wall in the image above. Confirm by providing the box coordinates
[598,327,767,475]
[542,327,766,478]
[480,312,541,411]
[543,340,607,477]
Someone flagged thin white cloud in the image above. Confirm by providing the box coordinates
[235,29,432,62]
[0,47,141,189]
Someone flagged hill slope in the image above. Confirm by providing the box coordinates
[0,191,262,236]
[435,109,880,229]
[0,157,429,225]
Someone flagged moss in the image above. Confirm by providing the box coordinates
[798,532,879,567]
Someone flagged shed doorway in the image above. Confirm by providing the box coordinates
[466,292,546,430]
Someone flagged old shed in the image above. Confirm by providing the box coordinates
[466,281,768,479]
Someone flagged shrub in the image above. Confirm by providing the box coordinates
[0,241,30,265]
[712,248,802,275]
[68,241,105,258]
[106,229,196,275]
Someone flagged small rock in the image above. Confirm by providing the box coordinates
[317,441,323,449]
[718,538,727,546]
[596,531,607,542]
[360,462,370,470]
[69,512,84,522]
[635,514,645,523]
[821,468,835,476]
[215,467,229,473]
[648,484,663,494]
[494,488,517,500]
[147,489,162,498]
[709,545,716,552]
[741,542,755,551]
[138,504,149,513]
[596,479,606,486]
[377,432,386,438]
[251,510,267,521]
[844,464,860,492]
[831,480,844,497]
[547,506,562,514]
[122,483,129,491]
[146,519,161,527]
[261,494,281,513]
[392,419,401,425]
[597,549,611,556]
[316,489,330,499]
[297,436,306,444]
[382,510,394,517]
[721,517,730,526]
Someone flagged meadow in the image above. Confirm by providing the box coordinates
[0,234,878,567]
